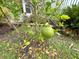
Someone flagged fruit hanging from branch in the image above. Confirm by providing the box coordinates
[41,26,55,39]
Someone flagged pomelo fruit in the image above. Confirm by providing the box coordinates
[41,26,54,38]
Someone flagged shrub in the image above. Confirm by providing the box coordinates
[62,4,79,29]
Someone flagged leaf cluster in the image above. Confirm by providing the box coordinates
[62,4,79,28]
[0,0,21,19]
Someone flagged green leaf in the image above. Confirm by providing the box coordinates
[24,39,30,46]
[58,22,64,27]
[32,0,38,5]
[60,15,70,20]
[56,2,61,6]
[27,30,35,36]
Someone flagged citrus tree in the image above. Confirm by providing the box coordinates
[22,0,65,43]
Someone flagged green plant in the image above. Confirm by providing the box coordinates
[0,6,14,19]
[23,0,65,42]
[0,0,21,19]
[62,4,79,28]
[60,14,70,20]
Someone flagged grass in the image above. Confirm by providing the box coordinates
[0,39,19,59]
[29,35,79,59]
[48,35,79,59]
[0,35,79,59]
[0,23,79,59]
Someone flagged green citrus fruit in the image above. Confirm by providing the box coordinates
[41,26,54,38]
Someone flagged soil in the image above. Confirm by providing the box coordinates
[0,23,16,40]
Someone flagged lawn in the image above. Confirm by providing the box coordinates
[0,31,79,59]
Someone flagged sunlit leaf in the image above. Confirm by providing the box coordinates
[60,15,70,20]
[24,39,30,46]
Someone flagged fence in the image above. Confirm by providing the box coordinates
[61,0,79,8]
